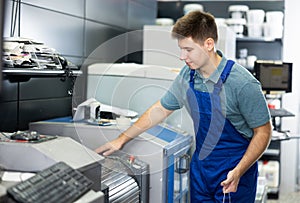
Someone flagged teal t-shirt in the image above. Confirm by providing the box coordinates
[160,51,271,139]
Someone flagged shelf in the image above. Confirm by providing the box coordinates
[2,68,82,77]
[268,186,279,192]
[158,0,284,2]
[264,149,280,156]
[236,36,282,42]
[269,108,295,118]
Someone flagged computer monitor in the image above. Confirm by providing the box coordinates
[254,60,293,93]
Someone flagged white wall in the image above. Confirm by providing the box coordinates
[280,0,300,194]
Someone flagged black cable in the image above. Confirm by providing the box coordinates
[10,0,21,37]
[12,0,18,36]
[18,0,21,36]
[10,0,15,36]
[10,0,16,36]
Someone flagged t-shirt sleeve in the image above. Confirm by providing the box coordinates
[238,81,271,128]
[160,74,186,111]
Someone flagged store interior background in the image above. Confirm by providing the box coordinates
[1,0,300,197]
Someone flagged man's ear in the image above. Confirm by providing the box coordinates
[204,38,214,51]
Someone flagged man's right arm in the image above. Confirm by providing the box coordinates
[95,100,174,156]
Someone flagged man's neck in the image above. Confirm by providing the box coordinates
[199,52,222,78]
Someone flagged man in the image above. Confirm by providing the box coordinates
[95,11,272,202]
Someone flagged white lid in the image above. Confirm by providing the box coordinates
[266,11,283,15]
[228,5,249,12]
[225,18,246,25]
[266,11,284,19]
[155,18,174,26]
[248,9,265,15]
[183,4,204,14]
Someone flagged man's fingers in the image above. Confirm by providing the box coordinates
[103,149,115,156]
[221,179,229,192]
[221,178,229,187]
[95,142,119,156]
[95,144,109,154]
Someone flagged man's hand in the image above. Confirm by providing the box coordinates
[94,138,124,156]
[221,169,240,193]
[94,101,173,156]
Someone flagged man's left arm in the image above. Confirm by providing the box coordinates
[221,120,272,193]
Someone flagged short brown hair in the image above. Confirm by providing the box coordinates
[172,11,218,44]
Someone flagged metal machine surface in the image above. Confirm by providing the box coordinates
[0,136,105,203]
[0,135,149,203]
[30,120,193,203]
[0,137,103,191]
[101,151,149,203]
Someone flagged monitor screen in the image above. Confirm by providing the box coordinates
[254,60,293,93]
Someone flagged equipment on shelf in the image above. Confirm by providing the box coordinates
[254,60,293,93]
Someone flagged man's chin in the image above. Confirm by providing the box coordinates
[186,63,193,69]
[188,65,199,70]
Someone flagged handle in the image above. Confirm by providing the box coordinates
[175,154,190,174]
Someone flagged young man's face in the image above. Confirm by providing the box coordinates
[178,37,209,70]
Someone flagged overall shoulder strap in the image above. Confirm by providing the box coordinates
[220,60,235,83]
[214,60,235,93]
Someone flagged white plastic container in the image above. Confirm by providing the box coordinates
[247,23,263,37]
[247,9,265,24]
[263,23,283,39]
[228,5,249,19]
[264,11,284,39]
[261,160,279,188]
[225,18,246,36]
[266,11,284,24]
[247,55,257,69]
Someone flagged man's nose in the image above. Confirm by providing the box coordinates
[179,50,187,61]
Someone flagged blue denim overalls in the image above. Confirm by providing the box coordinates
[187,60,258,202]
